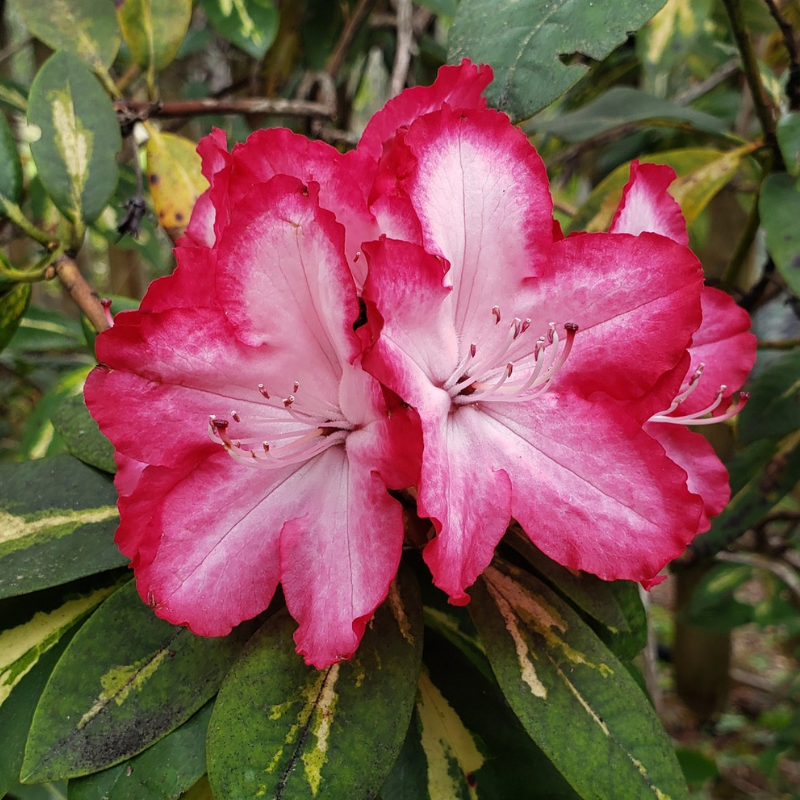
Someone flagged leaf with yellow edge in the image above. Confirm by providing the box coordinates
[116,0,192,83]
[0,581,119,713]
[469,560,689,800]
[145,126,208,242]
[567,145,758,234]
[207,568,423,800]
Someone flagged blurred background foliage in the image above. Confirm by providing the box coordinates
[2,0,800,798]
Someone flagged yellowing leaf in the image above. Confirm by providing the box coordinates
[145,126,207,242]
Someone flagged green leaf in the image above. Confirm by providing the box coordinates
[207,569,423,800]
[381,628,580,800]
[0,282,32,354]
[0,580,118,715]
[52,393,116,474]
[199,0,279,59]
[760,172,800,299]
[689,433,800,561]
[5,305,86,353]
[0,78,28,113]
[448,0,670,122]
[597,582,648,663]
[777,112,800,177]
[674,748,719,787]
[0,112,22,203]
[22,581,255,783]
[0,629,77,797]
[68,702,213,800]
[682,562,755,632]
[18,366,90,462]
[28,52,121,230]
[10,0,121,75]
[0,453,127,600]
[738,346,800,445]
[116,0,193,77]
[528,87,727,142]
[470,562,689,800]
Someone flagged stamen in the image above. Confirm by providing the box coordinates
[231,410,240,423]
[492,306,501,324]
[258,384,269,399]
[650,389,749,425]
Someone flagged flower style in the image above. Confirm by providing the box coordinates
[360,96,752,600]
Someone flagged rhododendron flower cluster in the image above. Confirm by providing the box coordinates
[85,61,755,668]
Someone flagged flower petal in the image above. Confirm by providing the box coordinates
[357,59,492,160]
[485,392,704,582]
[389,106,554,345]
[227,128,378,285]
[281,435,405,667]
[215,177,361,379]
[610,161,688,246]
[534,232,703,402]
[645,422,730,532]
[132,450,288,636]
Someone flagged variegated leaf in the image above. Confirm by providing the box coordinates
[27,52,121,230]
[21,582,255,783]
[207,568,423,800]
[470,561,689,800]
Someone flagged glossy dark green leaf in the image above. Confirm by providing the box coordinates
[738,346,800,445]
[52,393,116,474]
[22,581,255,782]
[595,581,648,662]
[0,625,78,796]
[0,454,126,600]
[449,0,669,121]
[689,435,800,561]
[0,112,22,203]
[760,172,800,299]
[381,628,579,800]
[199,0,279,59]
[68,702,213,800]
[207,569,423,800]
[0,282,31,354]
[28,52,121,229]
[527,87,727,141]
[10,0,121,74]
[470,561,688,800]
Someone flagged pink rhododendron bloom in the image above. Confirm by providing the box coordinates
[86,172,422,668]
[359,93,753,601]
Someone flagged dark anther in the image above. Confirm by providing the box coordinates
[565,322,579,332]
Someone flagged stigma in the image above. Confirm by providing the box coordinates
[444,307,578,406]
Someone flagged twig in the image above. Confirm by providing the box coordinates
[763,0,800,110]
[721,0,781,153]
[716,550,800,605]
[53,254,110,334]
[326,0,380,79]
[0,198,55,248]
[390,0,414,97]
[675,58,740,106]
[115,96,336,121]
[757,336,800,349]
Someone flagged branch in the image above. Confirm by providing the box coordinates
[716,550,800,605]
[390,0,414,97]
[53,254,110,334]
[326,0,380,79]
[115,96,336,122]
[763,0,800,110]
[721,0,781,153]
